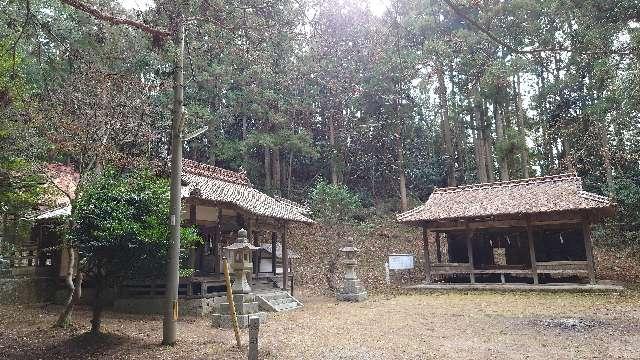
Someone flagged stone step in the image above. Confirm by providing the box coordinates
[258,292,289,301]
[255,290,303,312]
[274,302,299,311]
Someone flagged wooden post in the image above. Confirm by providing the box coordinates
[213,208,221,275]
[222,257,241,348]
[526,220,539,285]
[271,231,277,276]
[289,258,294,296]
[465,227,475,284]
[422,226,432,283]
[583,221,596,285]
[253,228,260,277]
[435,232,442,263]
[281,222,288,291]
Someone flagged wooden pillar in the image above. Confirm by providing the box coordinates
[422,226,432,283]
[213,208,221,275]
[253,227,260,277]
[289,258,294,296]
[583,221,596,285]
[271,231,278,276]
[526,220,539,285]
[281,222,289,291]
[435,232,442,263]
[465,227,475,284]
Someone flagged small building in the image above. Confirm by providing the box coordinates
[256,242,300,276]
[397,174,615,286]
[6,160,313,313]
[118,160,313,313]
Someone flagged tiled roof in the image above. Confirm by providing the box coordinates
[397,174,615,223]
[181,160,314,224]
[44,163,79,206]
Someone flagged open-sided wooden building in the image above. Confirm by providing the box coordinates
[177,159,313,292]
[397,174,615,286]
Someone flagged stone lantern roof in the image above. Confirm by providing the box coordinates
[224,229,260,251]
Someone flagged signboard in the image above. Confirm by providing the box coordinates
[388,253,414,270]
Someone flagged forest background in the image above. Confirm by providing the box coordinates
[1,0,639,252]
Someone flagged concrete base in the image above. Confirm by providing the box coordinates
[211,312,267,329]
[113,296,220,316]
[337,278,367,302]
[336,291,368,302]
[406,282,625,292]
[211,293,266,328]
[0,277,56,304]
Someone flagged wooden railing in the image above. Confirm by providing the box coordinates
[430,260,589,282]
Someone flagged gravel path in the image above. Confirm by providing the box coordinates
[1,291,640,359]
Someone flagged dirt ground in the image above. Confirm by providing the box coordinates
[2,290,640,359]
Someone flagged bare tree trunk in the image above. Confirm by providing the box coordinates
[602,122,613,193]
[264,147,271,192]
[56,272,83,328]
[481,99,495,182]
[241,113,248,168]
[471,87,487,183]
[328,113,338,186]
[436,64,456,186]
[287,152,293,198]
[397,125,408,211]
[516,74,529,178]
[272,147,281,195]
[90,274,104,334]
[494,102,509,181]
[56,247,79,328]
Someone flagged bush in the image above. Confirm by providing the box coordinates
[70,168,201,333]
[309,179,362,224]
[596,178,640,251]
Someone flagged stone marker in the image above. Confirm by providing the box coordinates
[336,240,367,302]
[248,316,260,360]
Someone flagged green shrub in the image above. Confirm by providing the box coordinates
[596,178,640,251]
[309,179,362,224]
[70,168,201,332]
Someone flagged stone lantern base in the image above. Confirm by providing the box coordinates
[211,293,267,329]
[337,278,367,302]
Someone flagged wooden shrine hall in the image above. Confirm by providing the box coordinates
[398,174,616,286]
[180,159,314,292]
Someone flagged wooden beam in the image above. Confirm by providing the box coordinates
[271,231,277,276]
[213,209,221,274]
[582,221,596,284]
[465,227,475,284]
[435,232,442,263]
[526,219,539,284]
[281,222,289,291]
[422,226,432,283]
[426,217,585,232]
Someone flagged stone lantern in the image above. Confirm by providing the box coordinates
[225,228,258,294]
[337,240,367,302]
[211,228,266,328]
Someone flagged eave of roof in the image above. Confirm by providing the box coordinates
[181,160,314,224]
[397,173,615,224]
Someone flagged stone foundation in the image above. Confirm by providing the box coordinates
[337,278,368,302]
[113,296,220,316]
[211,293,266,328]
[0,277,56,304]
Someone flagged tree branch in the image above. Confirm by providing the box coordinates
[59,0,171,38]
[442,0,633,56]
